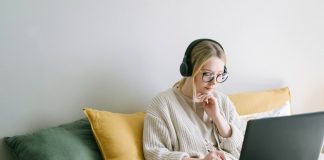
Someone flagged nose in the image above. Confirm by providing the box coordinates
[209,77,217,85]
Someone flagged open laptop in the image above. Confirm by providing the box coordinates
[239,111,324,160]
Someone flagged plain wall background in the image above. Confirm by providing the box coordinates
[1,0,323,159]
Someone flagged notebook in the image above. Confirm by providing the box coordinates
[239,111,324,160]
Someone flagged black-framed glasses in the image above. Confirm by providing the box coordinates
[200,67,228,83]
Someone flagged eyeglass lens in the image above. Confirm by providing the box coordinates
[202,72,228,83]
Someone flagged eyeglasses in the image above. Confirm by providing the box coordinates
[200,67,228,83]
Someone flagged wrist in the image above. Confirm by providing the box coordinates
[211,111,222,122]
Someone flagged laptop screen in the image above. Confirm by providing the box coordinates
[239,111,324,160]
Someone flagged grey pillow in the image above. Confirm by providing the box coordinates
[4,118,102,160]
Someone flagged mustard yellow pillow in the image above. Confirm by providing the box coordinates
[83,108,145,160]
[228,87,291,115]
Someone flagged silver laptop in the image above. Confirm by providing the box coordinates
[239,111,324,160]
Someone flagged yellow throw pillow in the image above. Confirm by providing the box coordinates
[83,108,145,160]
[228,87,291,115]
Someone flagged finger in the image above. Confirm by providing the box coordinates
[197,94,207,101]
[218,155,225,160]
[203,95,214,104]
[197,93,207,99]
[211,157,220,160]
[200,94,211,101]
[216,151,226,160]
[198,95,208,103]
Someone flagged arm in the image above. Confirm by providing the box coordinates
[216,96,246,157]
[198,93,245,158]
[143,114,189,160]
[212,111,232,138]
[143,94,191,160]
[198,94,233,138]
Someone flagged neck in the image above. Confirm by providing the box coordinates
[180,78,194,99]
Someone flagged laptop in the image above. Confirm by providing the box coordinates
[239,111,324,160]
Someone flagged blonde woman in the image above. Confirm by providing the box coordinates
[143,39,246,160]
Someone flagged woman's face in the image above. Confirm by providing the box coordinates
[194,56,225,95]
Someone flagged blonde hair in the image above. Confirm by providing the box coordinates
[174,40,226,97]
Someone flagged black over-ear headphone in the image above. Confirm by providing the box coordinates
[180,38,226,77]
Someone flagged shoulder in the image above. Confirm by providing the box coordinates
[213,90,236,112]
[147,88,178,115]
[213,90,229,102]
[151,88,177,103]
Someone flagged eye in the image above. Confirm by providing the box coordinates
[203,72,214,77]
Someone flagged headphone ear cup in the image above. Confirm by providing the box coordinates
[180,61,189,76]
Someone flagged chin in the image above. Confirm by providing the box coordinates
[205,90,214,94]
[200,88,214,94]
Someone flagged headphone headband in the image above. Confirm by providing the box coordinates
[180,38,225,77]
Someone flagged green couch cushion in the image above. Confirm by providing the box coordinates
[4,118,102,160]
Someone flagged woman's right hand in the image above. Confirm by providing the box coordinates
[203,150,226,160]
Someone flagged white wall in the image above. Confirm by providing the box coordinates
[1,0,324,159]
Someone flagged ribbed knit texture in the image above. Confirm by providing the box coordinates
[143,88,246,160]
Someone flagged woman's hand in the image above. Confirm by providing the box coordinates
[196,93,232,138]
[181,150,226,160]
[196,93,220,119]
[203,150,226,160]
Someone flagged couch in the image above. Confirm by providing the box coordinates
[3,87,299,160]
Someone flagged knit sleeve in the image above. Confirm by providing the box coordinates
[217,95,246,158]
[143,96,190,160]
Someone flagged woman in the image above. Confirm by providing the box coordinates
[143,39,246,160]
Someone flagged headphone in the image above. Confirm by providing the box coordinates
[179,38,226,77]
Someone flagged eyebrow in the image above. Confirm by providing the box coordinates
[201,69,224,74]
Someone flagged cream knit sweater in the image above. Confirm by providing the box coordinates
[143,88,246,160]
